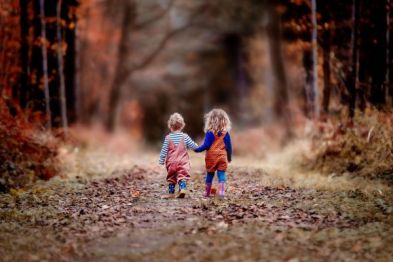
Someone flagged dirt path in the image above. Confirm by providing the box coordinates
[1,155,393,262]
[77,166,392,262]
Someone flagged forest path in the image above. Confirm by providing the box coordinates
[76,157,392,262]
[1,151,392,262]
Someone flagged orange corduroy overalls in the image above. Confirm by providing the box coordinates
[165,135,191,184]
[205,132,228,173]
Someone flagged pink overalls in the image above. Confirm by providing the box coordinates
[165,135,191,184]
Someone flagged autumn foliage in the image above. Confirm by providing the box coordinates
[0,101,58,192]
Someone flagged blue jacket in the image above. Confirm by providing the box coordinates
[194,131,232,161]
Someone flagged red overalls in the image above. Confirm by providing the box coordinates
[205,132,228,172]
[165,135,191,184]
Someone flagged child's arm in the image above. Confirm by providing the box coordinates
[159,137,169,165]
[184,134,198,150]
[224,133,232,162]
[194,131,215,152]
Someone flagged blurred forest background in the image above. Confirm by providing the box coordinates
[0,0,392,189]
[1,1,393,260]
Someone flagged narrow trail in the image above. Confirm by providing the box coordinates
[76,164,389,262]
[1,153,392,262]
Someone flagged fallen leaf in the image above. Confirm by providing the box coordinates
[132,191,141,198]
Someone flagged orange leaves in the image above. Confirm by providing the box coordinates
[68,22,76,30]
[51,41,68,54]
[131,190,141,198]
[275,4,288,15]
[0,100,59,192]
[0,0,21,98]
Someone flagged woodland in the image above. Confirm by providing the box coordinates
[0,0,392,261]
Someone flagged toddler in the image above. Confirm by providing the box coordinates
[195,109,232,197]
[159,113,198,198]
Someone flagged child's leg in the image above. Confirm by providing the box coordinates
[166,166,177,194]
[217,170,227,197]
[204,172,215,197]
[168,183,176,194]
[206,172,215,184]
[178,180,187,190]
[177,179,187,198]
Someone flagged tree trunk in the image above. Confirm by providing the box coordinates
[357,0,367,111]
[63,0,78,124]
[322,26,331,114]
[303,48,313,118]
[311,0,320,118]
[369,0,387,107]
[56,0,68,130]
[73,24,81,122]
[266,8,292,138]
[18,0,29,108]
[39,0,52,128]
[106,2,135,131]
[347,0,360,119]
[386,0,391,104]
[77,6,91,124]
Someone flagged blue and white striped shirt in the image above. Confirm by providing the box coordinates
[159,132,198,165]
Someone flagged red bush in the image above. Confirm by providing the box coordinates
[0,101,58,192]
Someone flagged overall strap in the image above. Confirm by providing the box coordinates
[215,132,226,141]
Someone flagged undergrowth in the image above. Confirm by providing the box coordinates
[0,101,59,192]
[304,109,393,183]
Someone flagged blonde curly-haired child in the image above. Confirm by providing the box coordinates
[159,113,198,198]
[195,109,232,197]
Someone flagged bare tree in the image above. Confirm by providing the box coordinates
[386,0,391,104]
[348,0,360,119]
[311,0,320,118]
[18,0,29,108]
[56,0,68,130]
[266,7,292,138]
[322,26,332,114]
[106,1,136,131]
[39,0,52,128]
[105,0,205,131]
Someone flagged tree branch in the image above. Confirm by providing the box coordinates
[134,0,175,30]
[131,3,208,72]
[131,25,190,72]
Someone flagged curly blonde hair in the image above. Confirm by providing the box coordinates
[167,112,185,131]
[204,108,231,134]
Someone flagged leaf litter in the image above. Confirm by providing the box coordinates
[0,151,392,262]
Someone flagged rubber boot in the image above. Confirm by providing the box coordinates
[218,182,225,197]
[204,183,212,197]
[177,180,187,198]
[163,183,176,199]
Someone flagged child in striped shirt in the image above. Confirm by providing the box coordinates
[194,109,232,198]
[159,113,198,198]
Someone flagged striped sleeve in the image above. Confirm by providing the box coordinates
[159,137,169,165]
[184,134,198,149]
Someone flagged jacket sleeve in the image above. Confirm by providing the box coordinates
[194,132,215,152]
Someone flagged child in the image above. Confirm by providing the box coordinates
[195,109,232,197]
[159,113,198,198]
